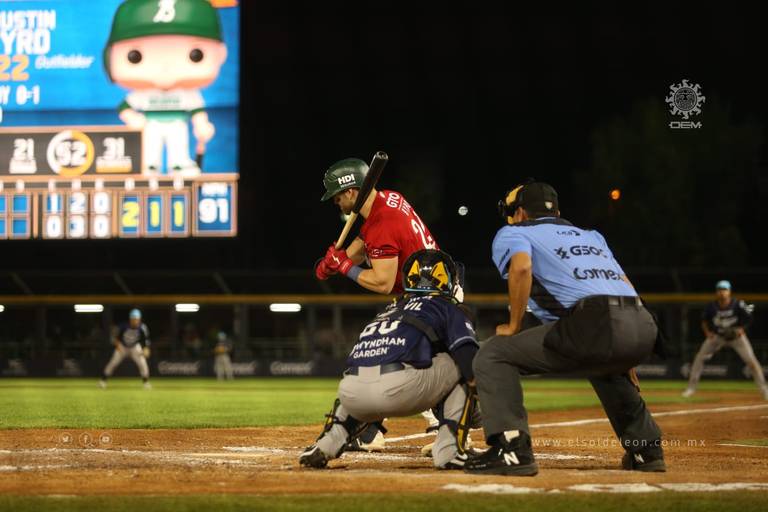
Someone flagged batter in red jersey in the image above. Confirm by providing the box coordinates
[316,157,445,454]
[316,158,437,295]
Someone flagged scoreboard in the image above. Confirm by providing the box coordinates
[0,0,240,240]
[0,126,236,239]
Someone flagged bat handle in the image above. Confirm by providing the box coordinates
[335,212,358,249]
[195,141,205,168]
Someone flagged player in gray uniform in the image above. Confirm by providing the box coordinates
[683,280,767,400]
[99,309,152,389]
[213,331,235,381]
[300,249,480,469]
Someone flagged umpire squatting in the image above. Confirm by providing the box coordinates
[465,180,665,476]
[300,249,480,469]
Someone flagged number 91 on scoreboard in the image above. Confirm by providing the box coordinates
[0,180,236,239]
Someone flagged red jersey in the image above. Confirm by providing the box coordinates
[358,190,438,294]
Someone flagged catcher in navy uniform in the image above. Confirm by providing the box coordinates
[300,249,480,469]
[683,280,767,400]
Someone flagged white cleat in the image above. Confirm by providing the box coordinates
[143,381,152,390]
[421,409,439,431]
[360,430,385,452]
[421,434,473,458]
[98,380,107,389]
[681,388,695,398]
[762,386,768,401]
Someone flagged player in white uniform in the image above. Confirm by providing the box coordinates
[213,331,234,381]
[99,309,152,390]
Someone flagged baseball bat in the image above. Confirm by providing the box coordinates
[334,151,388,249]
[195,141,206,170]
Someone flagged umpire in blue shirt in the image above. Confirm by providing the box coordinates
[465,180,664,476]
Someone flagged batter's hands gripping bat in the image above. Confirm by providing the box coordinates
[334,151,388,249]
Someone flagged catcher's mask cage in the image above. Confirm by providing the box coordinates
[402,249,461,299]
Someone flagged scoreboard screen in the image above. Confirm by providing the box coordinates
[0,0,239,239]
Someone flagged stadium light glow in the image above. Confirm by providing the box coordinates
[175,303,200,313]
[270,303,302,313]
[74,304,104,313]
[0,305,5,312]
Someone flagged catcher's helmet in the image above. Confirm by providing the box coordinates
[320,158,368,201]
[498,178,558,224]
[402,249,459,298]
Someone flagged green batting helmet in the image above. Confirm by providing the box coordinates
[320,158,368,201]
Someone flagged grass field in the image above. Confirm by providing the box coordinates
[1,377,766,511]
[0,377,735,429]
[1,492,766,512]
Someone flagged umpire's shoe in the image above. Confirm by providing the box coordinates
[464,430,538,476]
[622,444,666,472]
[299,445,329,469]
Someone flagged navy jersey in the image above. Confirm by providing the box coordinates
[703,299,752,335]
[347,295,477,368]
[492,217,636,322]
[116,323,151,348]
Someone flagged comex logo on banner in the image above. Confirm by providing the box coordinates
[666,79,705,129]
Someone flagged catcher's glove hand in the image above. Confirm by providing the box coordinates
[143,347,151,358]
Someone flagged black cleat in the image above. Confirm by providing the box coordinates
[439,448,485,470]
[622,446,666,472]
[299,445,329,468]
[464,433,538,476]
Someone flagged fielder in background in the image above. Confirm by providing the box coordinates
[214,331,235,381]
[683,281,767,400]
[99,309,152,389]
[465,180,665,476]
[300,250,480,470]
[316,157,442,450]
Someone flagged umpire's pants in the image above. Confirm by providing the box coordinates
[473,295,661,453]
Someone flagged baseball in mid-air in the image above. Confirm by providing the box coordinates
[458,206,469,216]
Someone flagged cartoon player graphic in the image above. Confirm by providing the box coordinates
[104,0,228,176]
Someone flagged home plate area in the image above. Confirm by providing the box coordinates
[1,400,767,496]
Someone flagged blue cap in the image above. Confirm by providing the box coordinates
[715,280,731,290]
[129,308,142,319]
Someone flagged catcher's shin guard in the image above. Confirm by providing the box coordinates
[435,384,477,455]
[317,398,368,451]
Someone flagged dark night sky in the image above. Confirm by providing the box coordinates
[3,7,765,276]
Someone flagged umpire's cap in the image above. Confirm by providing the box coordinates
[499,179,559,223]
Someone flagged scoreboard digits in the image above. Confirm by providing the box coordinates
[0,126,237,239]
[2,179,236,239]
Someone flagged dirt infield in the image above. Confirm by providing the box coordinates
[1,393,767,496]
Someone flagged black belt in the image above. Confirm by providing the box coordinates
[578,295,643,309]
[344,362,406,376]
